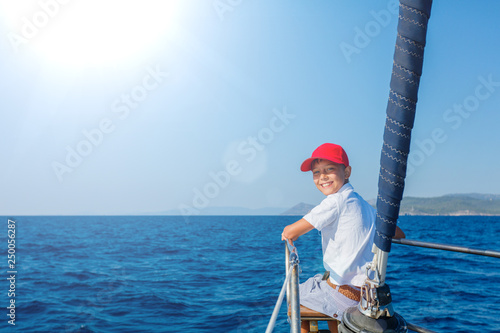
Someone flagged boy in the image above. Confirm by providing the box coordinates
[281,143,404,333]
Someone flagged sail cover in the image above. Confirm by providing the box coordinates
[375,0,433,252]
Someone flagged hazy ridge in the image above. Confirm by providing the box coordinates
[282,193,500,216]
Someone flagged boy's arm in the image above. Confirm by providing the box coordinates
[281,218,315,245]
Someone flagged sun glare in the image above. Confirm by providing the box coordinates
[2,0,180,69]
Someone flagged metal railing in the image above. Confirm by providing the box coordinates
[392,238,500,258]
[266,240,301,333]
[267,236,500,333]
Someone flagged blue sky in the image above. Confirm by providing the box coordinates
[1,1,499,215]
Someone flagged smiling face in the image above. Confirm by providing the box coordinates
[311,159,351,196]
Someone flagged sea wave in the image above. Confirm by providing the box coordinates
[4,215,500,332]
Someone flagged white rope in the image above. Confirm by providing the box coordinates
[265,265,295,333]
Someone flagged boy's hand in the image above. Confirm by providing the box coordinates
[394,226,406,239]
[281,232,294,246]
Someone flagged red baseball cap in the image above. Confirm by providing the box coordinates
[300,143,349,172]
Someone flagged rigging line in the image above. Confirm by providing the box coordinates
[392,238,500,259]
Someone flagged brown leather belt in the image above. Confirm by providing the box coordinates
[326,279,361,302]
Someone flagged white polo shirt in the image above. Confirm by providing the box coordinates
[303,183,376,287]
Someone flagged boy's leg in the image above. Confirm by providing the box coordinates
[327,320,339,333]
[301,320,310,333]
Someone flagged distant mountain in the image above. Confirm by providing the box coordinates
[399,194,500,215]
[281,202,315,216]
[445,193,500,201]
[282,193,500,216]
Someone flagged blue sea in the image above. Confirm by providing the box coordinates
[2,215,500,332]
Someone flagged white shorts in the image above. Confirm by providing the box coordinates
[299,274,359,320]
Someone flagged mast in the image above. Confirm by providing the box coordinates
[340,0,433,331]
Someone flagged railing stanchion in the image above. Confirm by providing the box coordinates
[290,261,301,333]
[266,241,301,333]
[285,243,291,306]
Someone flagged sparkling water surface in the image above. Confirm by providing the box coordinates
[3,215,500,332]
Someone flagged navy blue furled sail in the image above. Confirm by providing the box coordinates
[375,0,433,252]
